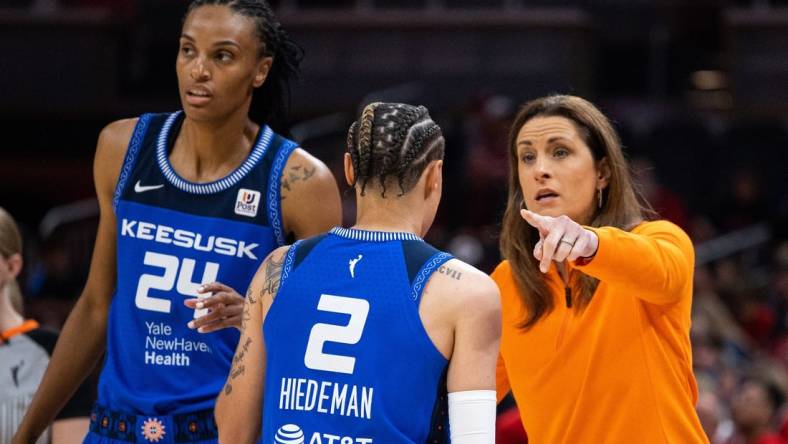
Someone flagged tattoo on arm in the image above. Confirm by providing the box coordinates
[224,252,283,396]
[224,336,253,396]
[438,266,462,281]
[246,286,257,305]
[280,163,319,199]
[263,254,284,298]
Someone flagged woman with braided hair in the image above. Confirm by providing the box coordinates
[14,2,341,443]
[215,102,501,443]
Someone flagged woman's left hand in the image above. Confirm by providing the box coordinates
[520,209,599,273]
[183,282,245,333]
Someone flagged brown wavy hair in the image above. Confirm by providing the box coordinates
[500,95,654,329]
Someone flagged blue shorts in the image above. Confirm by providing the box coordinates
[83,404,218,444]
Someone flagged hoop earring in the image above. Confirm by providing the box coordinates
[597,188,603,209]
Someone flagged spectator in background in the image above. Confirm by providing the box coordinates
[464,95,513,227]
[725,377,786,444]
[697,390,724,444]
[0,207,91,444]
[717,168,771,232]
[631,156,688,229]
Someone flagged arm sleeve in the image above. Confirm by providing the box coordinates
[448,390,497,444]
[574,220,694,305]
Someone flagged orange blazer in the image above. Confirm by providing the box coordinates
[493,221,709,444]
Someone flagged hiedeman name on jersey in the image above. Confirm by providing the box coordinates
[279,378,374,420]
[121,219,259,260]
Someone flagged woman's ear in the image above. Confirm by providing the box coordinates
[423,160,443,200]
[344,153,355,187]
[596,157,611,190]
[5,253,22,280]
[253,56,273,88]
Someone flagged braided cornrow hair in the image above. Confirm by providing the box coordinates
[184,0,303,132]
[347,102,445,197]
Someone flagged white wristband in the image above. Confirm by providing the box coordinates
[448,390,497,444]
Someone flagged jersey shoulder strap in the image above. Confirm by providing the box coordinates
[401,240,453,305]
[277,232,330,295]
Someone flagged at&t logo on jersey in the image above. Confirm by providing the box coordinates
[276,424,304,443]
[235,188,261,217]
[275,424,372,444]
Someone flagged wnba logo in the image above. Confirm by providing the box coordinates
[234,188,261,218]
[275,424,304,444]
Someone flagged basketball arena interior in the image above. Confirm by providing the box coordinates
[1,1,787,443]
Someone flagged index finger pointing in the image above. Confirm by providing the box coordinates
[520,209,550,235]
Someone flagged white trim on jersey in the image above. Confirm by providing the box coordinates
[330,226,423,242]
[156,111,274,194]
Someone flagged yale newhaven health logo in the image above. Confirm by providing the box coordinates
[235,188,261,217]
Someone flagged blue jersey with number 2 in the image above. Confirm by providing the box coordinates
[262,227,454,444]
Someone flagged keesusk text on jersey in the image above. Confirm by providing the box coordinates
[120,218,259,260]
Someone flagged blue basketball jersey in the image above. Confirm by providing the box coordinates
[262,227,454,444]
[98,111,297,415]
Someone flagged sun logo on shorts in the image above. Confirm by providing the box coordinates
[141,418,166,442]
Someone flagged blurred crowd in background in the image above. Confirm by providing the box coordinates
[2,0,787,443]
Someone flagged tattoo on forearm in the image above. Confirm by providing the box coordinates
[241,300,251,331]
[246,286,257,305]
[438,266,462,281]
[241,287,257,331]
[224,254,283,398]
[224,336,253,396]
[230,365,245,379]
[232,337,252,366]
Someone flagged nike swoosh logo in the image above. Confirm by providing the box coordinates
[134,180,164,193]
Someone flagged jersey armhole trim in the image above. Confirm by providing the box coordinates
[263,241,299,332]
[278,240,299,297]
[411,252,454,305]
[266,140,299,246]
[113,114,152,211]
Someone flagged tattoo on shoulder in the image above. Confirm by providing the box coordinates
[280,163,318,199]
[437,265,462,281]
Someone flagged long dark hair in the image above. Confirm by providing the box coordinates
[184,0,303,132]
[500,95,654,329]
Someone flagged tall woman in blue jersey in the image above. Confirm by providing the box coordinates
[214,103,501,443]
[13,2,341,443]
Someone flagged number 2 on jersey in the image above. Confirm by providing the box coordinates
[304,294,369,374]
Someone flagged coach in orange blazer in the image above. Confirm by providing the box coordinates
[493,95,709,443]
